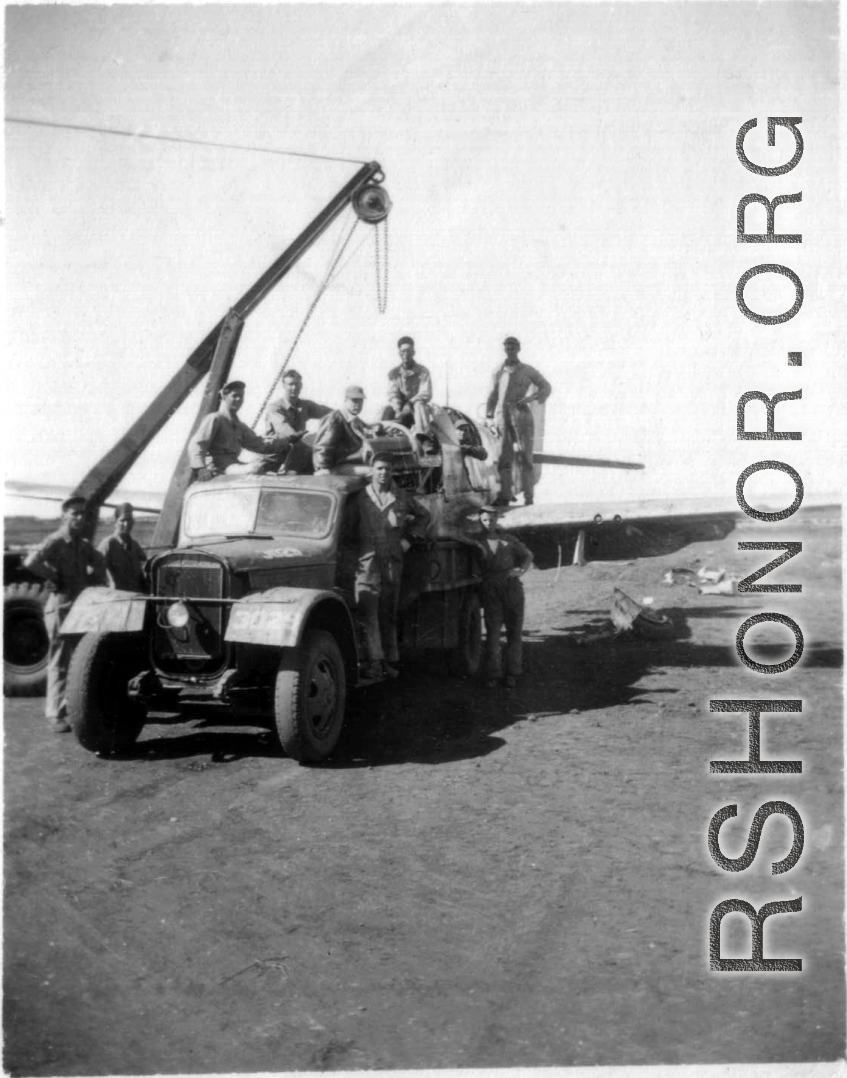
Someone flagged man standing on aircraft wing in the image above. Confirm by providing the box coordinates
[382,336,433,436]
[263,369,331,474]
[189,380,288,480]
[485,336,552,506]
[313,385,385,475]
[98,503,147,592]
[352,454,430,679]
[24,497,108,732]
[477,503,534,689]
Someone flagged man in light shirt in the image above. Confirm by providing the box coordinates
[188,380,288,480]
[485,336,551,506]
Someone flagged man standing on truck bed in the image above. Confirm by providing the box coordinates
[312,385,384,476]
[353,453,429,679]
[24,496,107,732]
[477,503,533,690]
[485,336,552,507]
[98,503,147,592]
[263,369,331,474]
[189,380,288,480]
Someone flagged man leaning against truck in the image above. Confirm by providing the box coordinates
[24,496,107,732]
[352,453,429,679]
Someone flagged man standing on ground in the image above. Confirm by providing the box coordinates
[353,454,429,679]
[98,503,147,592]
[313,385,383,475]
[24,497,107,732]
[485,336,552,506]
[263,369,331,474]
[477,503,533,689]
[188,380,288,480]
[382,336,433,434]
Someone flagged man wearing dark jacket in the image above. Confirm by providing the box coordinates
[312,385,383,475]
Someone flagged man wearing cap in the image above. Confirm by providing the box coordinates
[382,336,433,434]
[98,503,147,593]
[24,497,108,732]
[485,337,552,506]
[312,386,383,475]
[351,454,430,678]
[476,503,534,689]
[263,370,331,474]
[188,381,288,480]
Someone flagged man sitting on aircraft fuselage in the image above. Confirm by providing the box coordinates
[263,369,331,474]
[381,336,433,435]
[189,380,289,481]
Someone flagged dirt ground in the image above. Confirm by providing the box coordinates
[3,507,844,1075]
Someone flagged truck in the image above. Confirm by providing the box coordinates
[61,469,483,763]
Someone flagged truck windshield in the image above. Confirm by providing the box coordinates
[183,488,334,540]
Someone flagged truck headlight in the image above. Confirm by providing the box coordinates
[166,601,190,629]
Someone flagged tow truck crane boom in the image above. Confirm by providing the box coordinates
[69,161,385,542]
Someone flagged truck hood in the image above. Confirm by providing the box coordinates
[175,536,333,573]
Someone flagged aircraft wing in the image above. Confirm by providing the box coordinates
[4,480,164,515]
[498,495,840,570]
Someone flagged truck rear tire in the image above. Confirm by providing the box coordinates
[448,590,482,676]
[274,630,346,763]
[4,582,49,697]
[66,632,147,754]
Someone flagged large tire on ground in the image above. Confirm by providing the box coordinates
[66,632,147,754]
[4,582,49,697]
[274,630,346,764]
[448,589,482,676]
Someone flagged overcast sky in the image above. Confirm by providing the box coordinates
[4,2,842,516]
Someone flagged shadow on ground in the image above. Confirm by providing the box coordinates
[118,601,841,769]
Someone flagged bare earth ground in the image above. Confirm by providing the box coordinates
[3,508,844,1075]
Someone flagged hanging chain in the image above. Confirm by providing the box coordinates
[251,215,361,428]
[374,216,389,314]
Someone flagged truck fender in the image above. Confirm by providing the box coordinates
[60,586,148,636]
[225,587,355,649]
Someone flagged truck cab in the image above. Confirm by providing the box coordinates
[61,472,483,763]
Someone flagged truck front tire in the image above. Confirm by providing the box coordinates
[274,630,346,763]
[66,632,147,754]
[3,582,49,697]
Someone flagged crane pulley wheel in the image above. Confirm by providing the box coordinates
[352,184,392,223]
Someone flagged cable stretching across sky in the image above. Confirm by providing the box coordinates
[5,116,368,166]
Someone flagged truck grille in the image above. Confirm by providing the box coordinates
[151,552,228,676]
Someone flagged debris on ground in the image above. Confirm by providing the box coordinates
[662,567,699,586]
[663,565,728,589]
[698,577,738,596]
[570,588,674,645]
[612,587,673,637]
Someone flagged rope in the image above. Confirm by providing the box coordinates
[250,214,362,428]
[5,116,369,166]
[375,217,389,313]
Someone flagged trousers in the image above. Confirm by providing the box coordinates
[496,406,535,503]
[45,605,74,720]
[356,555,402,664]
[482,575,525,679]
